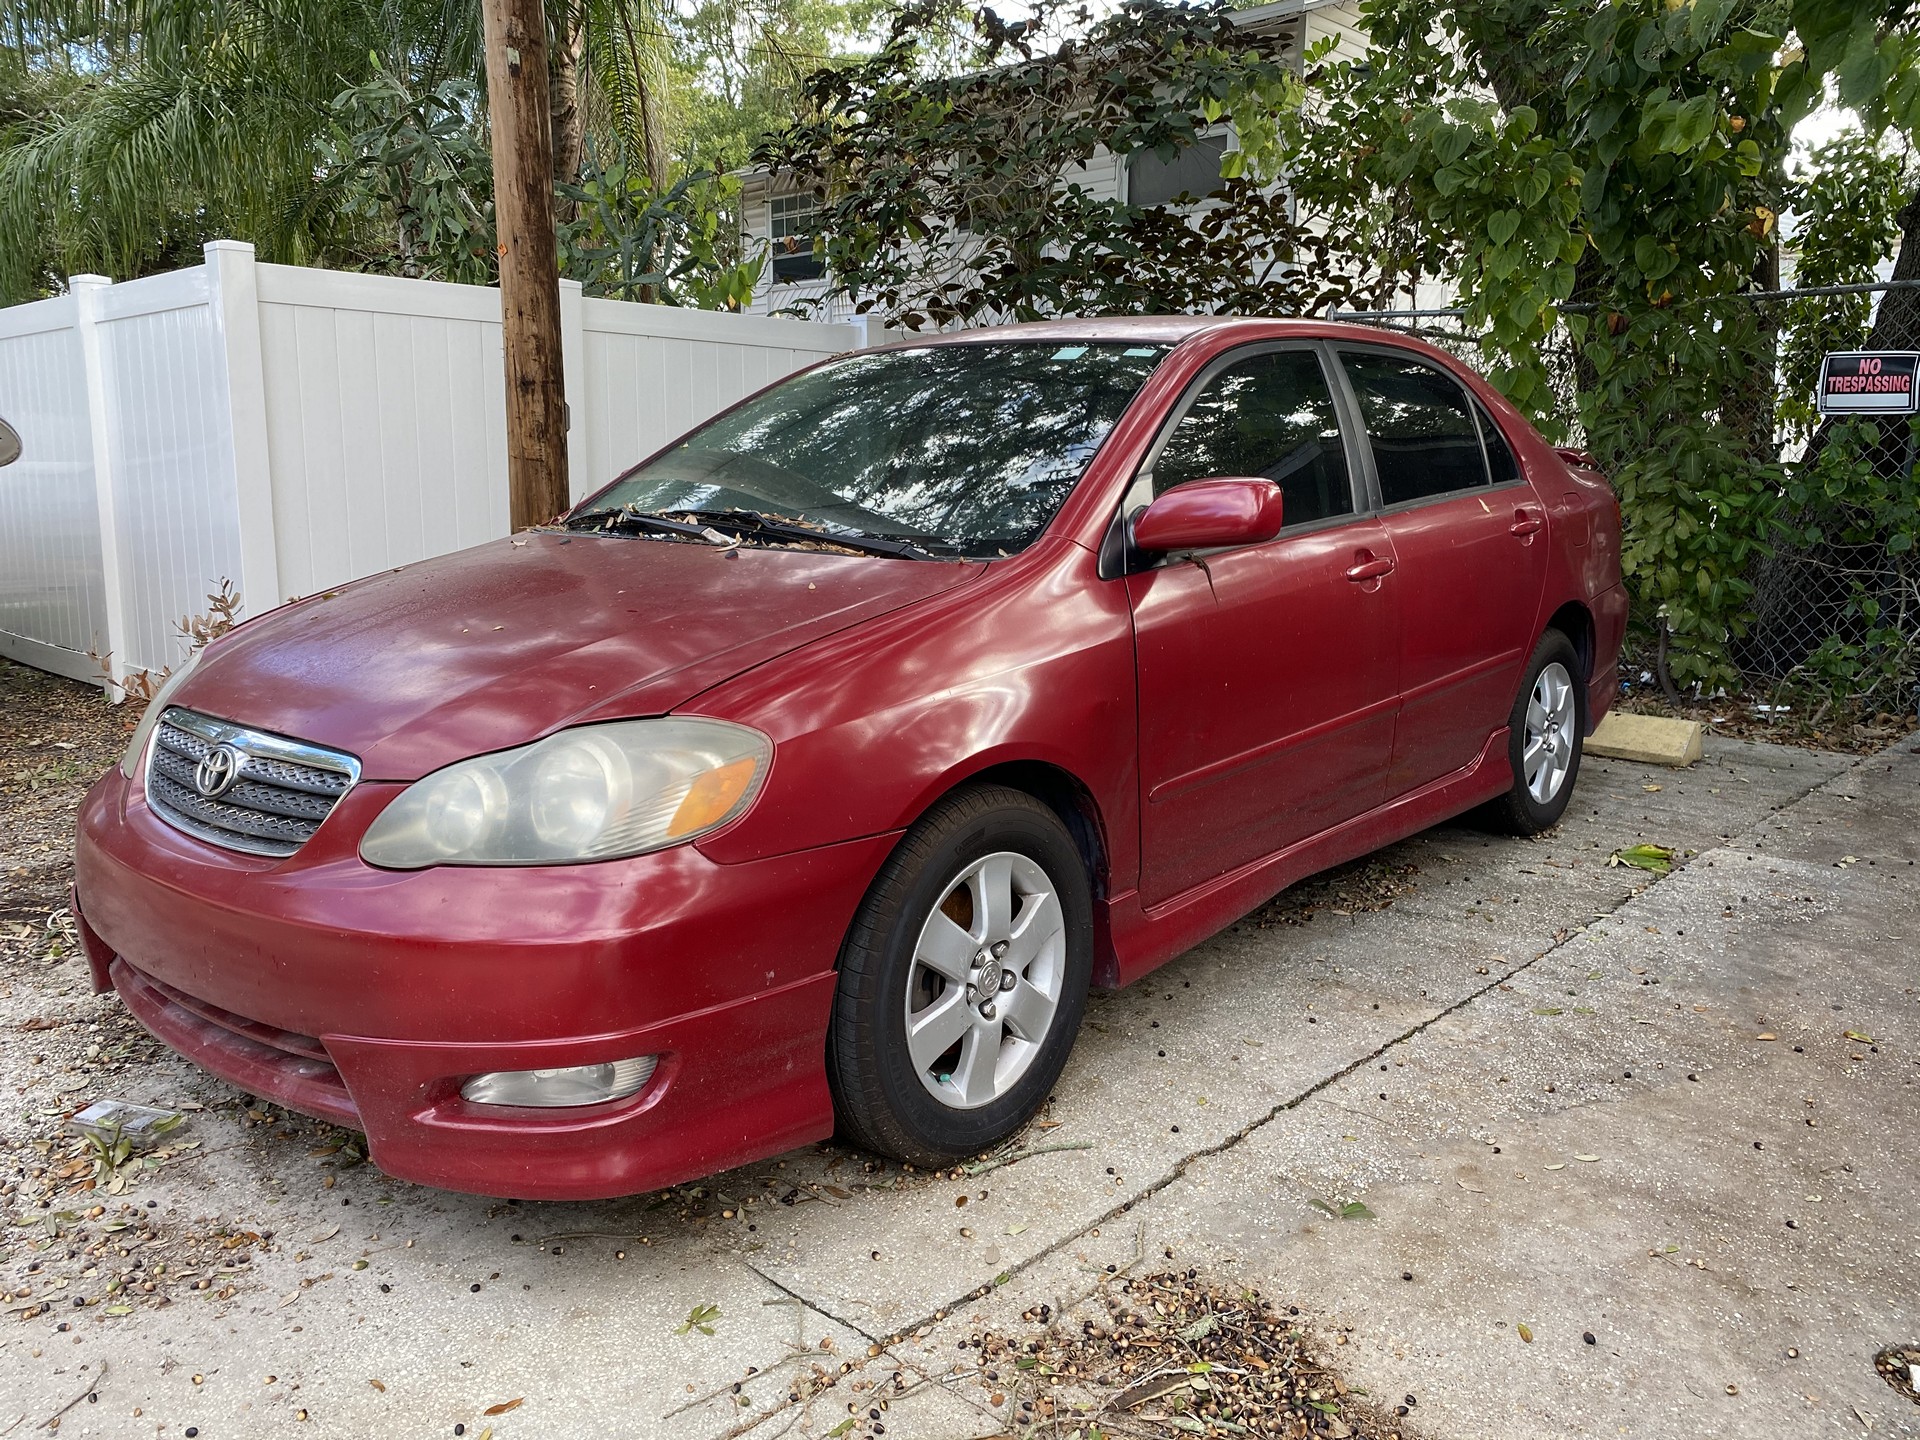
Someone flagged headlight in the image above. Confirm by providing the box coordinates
[358,718,770,868]
[118,649,205,778]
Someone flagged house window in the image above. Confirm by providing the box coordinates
[1126,132,1230,208]
[770,194,826,282]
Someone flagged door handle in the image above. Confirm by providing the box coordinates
[1510,510,1544,538]
[1345,554,1395,583]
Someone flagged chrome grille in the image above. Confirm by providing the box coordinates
[144,708,360,858]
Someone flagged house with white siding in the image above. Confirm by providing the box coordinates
[736,0,1371,326]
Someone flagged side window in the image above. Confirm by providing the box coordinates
[1339,351,1488,505]
[1474,399,1519,485]
[1151,350,1354,527]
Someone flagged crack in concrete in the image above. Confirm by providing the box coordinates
[744,1258,880,1345]
[707,742,1870,1438]
[861,745,1866,1342]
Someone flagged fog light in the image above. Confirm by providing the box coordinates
[460,1056,657,1108]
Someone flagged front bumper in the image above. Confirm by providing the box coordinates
[74,768,895,1200]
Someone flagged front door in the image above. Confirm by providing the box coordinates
[1127,346,1402,908]
[1335,349,1551,797]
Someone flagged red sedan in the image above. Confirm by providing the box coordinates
[73,318,1624,1199]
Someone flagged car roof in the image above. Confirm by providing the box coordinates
[868,315,1418,349]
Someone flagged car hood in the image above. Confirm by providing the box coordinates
[173,533,983,779]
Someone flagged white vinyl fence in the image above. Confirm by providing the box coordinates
[0,241,864,694]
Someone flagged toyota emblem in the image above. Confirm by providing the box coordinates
[193,743,245,799]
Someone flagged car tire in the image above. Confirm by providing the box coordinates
[1481,628,1586,836]
[827,784,1093,1166]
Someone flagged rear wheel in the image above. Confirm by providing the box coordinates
[1482,629,1585,835]
[827,785,1092,1165]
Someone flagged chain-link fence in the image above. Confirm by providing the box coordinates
[1336,281,1920,708]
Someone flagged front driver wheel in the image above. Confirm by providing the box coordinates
[1483,628,1585,835]
[827,785,1093,1165]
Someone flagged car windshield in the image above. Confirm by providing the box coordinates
[578,341,1168,557]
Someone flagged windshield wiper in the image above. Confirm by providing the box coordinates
[563,507,736,545]
[647,508,946,562]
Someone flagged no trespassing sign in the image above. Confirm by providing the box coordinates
[1818,351,1920,416]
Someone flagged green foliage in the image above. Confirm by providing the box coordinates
[0,0,876,304]
[1777,417,1920,701]
[758,0,1352,330]
[317,65,497,284]
[1777,133,1907,444]
[675,0,893,174]
[0,0,489,298]
[1297,0,1798,688]
[1781,0,1920,138]
[558,156,766,307]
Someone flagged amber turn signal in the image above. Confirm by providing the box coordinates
[669,756,760,839]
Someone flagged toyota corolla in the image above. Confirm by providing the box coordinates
[73,317,1625,1199]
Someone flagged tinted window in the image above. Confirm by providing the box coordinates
[1340,352,1487,505]
[1474,399,1519,484]
[1152,350,1353,527]
[589,342,1167,556]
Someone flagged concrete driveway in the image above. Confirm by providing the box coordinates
[2,732,1915,1439]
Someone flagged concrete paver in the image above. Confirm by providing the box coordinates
[2,735,1911,1440]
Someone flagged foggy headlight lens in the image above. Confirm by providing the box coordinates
[358,718,769,868]
[417,766,509,855]
[529,734,629,851]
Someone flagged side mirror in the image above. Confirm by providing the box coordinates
[0,417,19,468]
[1131,477,1283,554]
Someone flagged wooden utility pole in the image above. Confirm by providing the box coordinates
[481,0,570,530]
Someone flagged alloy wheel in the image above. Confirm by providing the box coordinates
[1523,660,1577,804]
[904,851,1066,1110]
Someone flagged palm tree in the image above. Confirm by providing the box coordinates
[0,0,679,300]
[552,0,677,216]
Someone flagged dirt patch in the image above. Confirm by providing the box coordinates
[0,659,286,1330]
[0,659,129,932]
[1875,1344,1920,1408]
[962,1270,1404,1439]
[1243,854,1423,929]
[1614,688,1912,756]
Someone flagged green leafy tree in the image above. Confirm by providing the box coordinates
[0,0,490,295]
[676,0,891,174]
[0,0,855,302]
[1777,132,1907,444]
[757,0,1351,330]
[558,154,765,305]
[1782,5,1920,355]
[1291,0,1797,691]
[312,65,499,284]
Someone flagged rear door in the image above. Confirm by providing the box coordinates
[1126,344,1401,907]
[1334,347,1549,798]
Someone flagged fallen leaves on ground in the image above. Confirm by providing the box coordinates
[1613,690,1905,755]
[963,1272,1406,1438]
[675,1302,722,1336]
[1608,843,1675,875]
[1247,855,1421,929]
[1307,1198,1376,1221]
[1873,1344,1920,1408]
